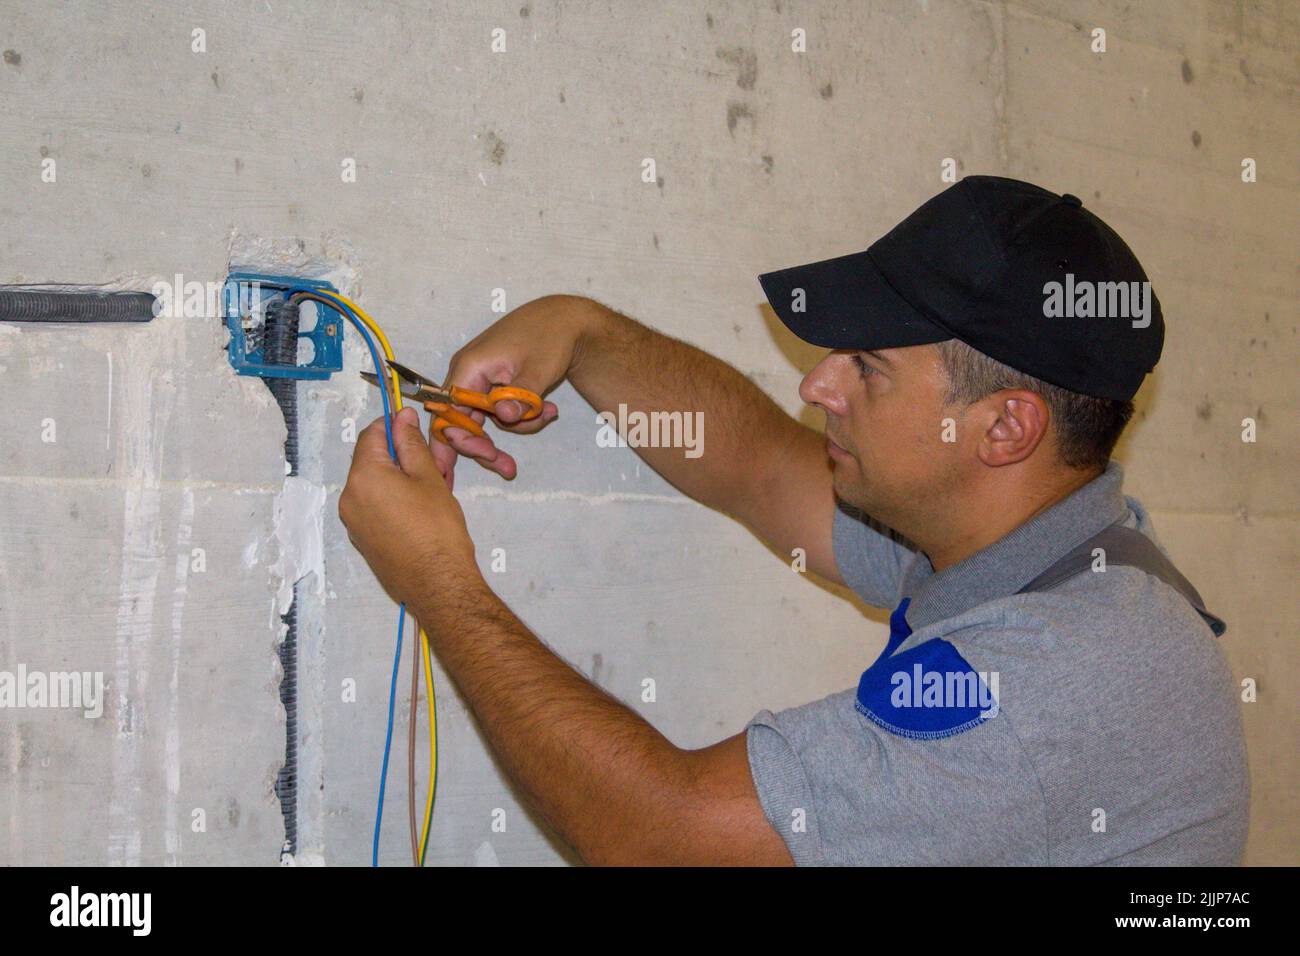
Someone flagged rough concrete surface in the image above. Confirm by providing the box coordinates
[0,1,1295,865]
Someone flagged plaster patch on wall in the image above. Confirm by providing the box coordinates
[236,376,277,411]
[474,840,501,866]
[105,352,113,449]
[227,229,359,296]
[164,487,195,864]
[269,477,326,616]
[106,309,183,866]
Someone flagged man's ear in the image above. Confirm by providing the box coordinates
[976,389,1049,467]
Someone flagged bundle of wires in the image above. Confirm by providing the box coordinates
[284,287,438,866]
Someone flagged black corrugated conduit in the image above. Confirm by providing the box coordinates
[262,296,302,861]
[0,289,157,322]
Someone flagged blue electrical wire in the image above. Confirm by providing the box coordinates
[288,289,403,867]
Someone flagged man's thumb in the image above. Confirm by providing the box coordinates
[393,407,440,480]
[494,398,524,422]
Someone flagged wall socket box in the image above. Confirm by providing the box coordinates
[223,273,345,380]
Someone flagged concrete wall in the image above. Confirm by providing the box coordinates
[0,0,1294,865]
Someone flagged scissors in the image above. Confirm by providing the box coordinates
[361,359,543,444]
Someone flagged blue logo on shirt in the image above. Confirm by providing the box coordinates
[854,597,999,740]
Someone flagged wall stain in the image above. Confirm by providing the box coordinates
[726,101,755,137]
[1195,398,1213,421]
[1181,58,1194,83]
[716,46,757,90]
[484,129,507,165]
[819,81,833,99]
[18,724,33,769]
[1191,130,1202,147]
[3,49,21,67]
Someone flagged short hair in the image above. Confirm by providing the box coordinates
[934,338,1134,472]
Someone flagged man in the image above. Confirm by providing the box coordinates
[339,175,1249,865]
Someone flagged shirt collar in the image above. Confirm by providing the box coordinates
[902,460,1131,630]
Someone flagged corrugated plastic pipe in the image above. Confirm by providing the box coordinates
[0,289,157,322]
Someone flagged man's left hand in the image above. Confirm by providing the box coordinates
[338,406,479,607]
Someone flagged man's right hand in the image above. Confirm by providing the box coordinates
[430,295,594,487]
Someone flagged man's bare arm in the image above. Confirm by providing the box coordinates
[409,563,794,866]
[568,299,843,584]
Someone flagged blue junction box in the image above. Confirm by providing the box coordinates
[223,272,346,380]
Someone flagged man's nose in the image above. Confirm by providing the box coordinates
[799,354,848,414]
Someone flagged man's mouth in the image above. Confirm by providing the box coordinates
[827,436,850,460]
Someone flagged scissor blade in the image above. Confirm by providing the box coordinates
[358,370,427,402]
[386,359,443,391]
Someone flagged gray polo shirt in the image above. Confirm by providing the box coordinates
[746,461,1249,865]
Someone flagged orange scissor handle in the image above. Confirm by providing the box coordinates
[424,385,543,445]
[425,402,486,444]
[444,384,543,421]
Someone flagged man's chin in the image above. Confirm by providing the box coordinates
[832,461,878,506]
[832,472,866,508]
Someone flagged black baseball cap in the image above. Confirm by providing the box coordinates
[758,176,1164,401]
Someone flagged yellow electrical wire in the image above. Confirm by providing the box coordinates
[312,289,439,865]
[418,633,436,864]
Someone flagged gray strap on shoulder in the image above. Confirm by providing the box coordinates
[1018,524,1227,637]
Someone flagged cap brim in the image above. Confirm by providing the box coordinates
[758,249,951,349]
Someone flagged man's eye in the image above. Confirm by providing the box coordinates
[852,354,875,378]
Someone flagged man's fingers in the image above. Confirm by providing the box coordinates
[441,427,519,480]
[392,407,443,483]
[482,357,552,431]
[493,399,558,434]
[445,353,554,434]
[442,357,498,404]
[430,436,458,490]
[348,415,402,486]
[492,398,531,424]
